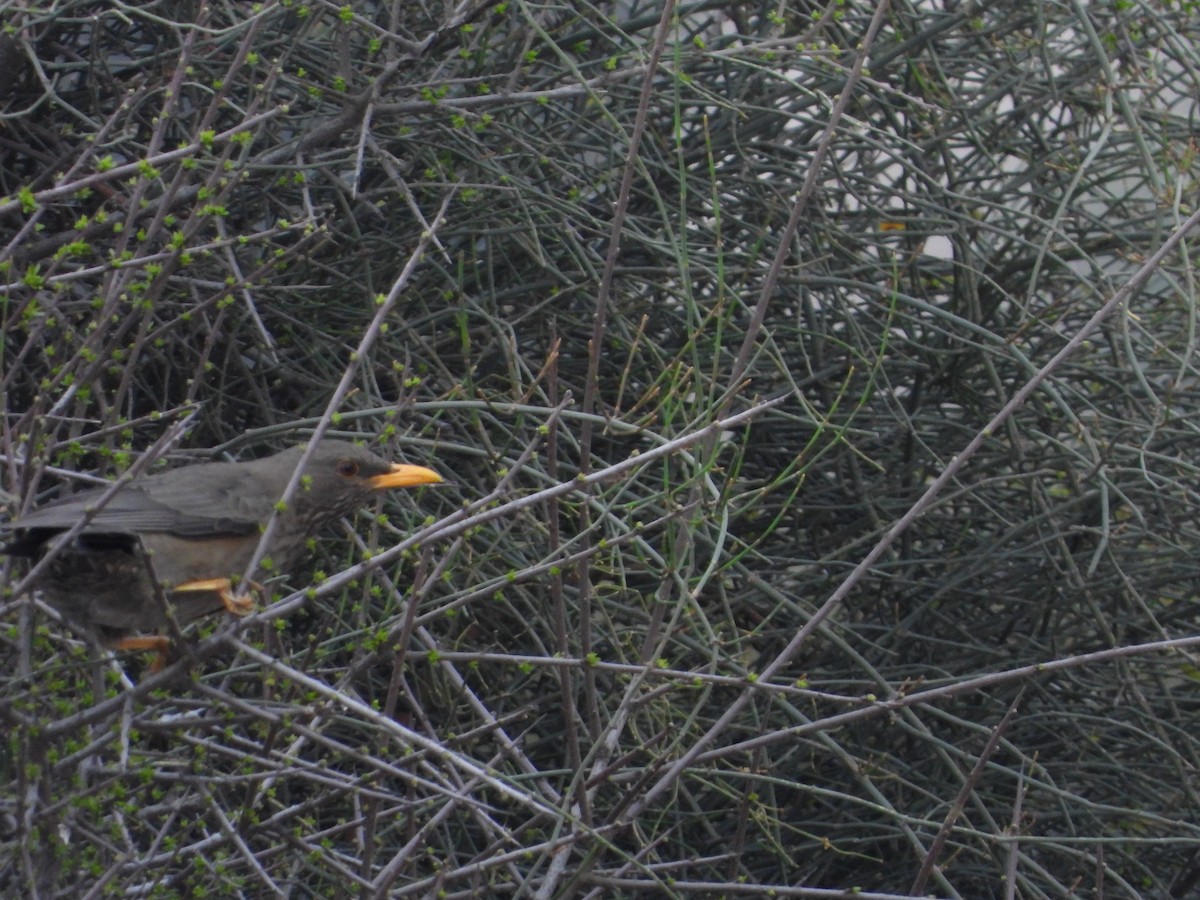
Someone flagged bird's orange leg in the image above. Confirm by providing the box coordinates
[111,635,172,672]
[112,635,170,653]
[107,580,263,673]
[172,577,261,616]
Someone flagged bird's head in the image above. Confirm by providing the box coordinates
[263,440,443,527]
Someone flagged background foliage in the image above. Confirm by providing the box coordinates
[3,0,1200,897]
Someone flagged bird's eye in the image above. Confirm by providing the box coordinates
[336,458,359,478]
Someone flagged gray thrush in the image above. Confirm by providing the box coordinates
[2,439,442,666]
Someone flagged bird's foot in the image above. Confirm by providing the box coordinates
[111,635,172,673]
[173,577,262,617]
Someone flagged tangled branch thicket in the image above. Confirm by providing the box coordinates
[2,0,1200,896]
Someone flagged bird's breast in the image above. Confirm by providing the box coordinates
[139,532,267,585]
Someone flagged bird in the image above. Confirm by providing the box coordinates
[2,439,443,667]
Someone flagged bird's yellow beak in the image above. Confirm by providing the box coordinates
[367,464,443,490]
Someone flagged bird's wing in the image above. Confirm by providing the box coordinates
[4,463,280,540]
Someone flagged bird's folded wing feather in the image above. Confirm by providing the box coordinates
[4,465,277,540]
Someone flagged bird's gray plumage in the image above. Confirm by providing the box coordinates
[4,441,398,549]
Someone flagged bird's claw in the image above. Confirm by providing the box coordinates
[111,635,172,672]
[173,577,262,617]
